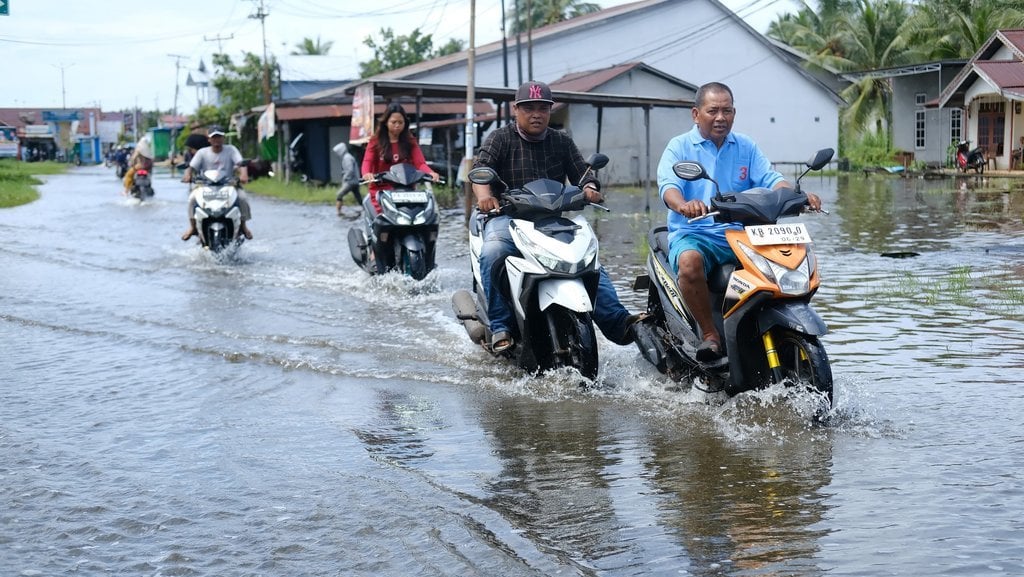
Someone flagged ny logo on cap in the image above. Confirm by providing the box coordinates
[529,85,544,99]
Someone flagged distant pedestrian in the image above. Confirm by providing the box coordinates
[333,142,362,216]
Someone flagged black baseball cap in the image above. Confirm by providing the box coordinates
[514,81,554,105]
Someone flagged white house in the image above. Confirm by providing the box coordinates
[937,29,1024,170]
[373,0,845,174]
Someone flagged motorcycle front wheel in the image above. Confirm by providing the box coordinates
[773,330,833,405]
[543,307,599,380]
[401,247,428,280]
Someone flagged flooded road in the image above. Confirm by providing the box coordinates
[2,164,1023,576]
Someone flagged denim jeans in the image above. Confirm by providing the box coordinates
[479,215,633,345]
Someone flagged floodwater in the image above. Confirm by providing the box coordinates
[2,164,1023,576]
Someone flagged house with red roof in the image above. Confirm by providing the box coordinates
[937,29,1024,170]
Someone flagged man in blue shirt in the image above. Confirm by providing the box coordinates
[657,82,822,361]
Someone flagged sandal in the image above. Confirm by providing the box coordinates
[696,337,724,362]
[491,330,514,353]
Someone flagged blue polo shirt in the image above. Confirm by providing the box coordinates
[657,124,784,248]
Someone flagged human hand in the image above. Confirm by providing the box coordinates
[583,183,604,204]
[675,199,709,219]
[805,192,823,212]
[477,195,501,213]
[431,172,441,183]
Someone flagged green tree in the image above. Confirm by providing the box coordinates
[508,0,602,33]
[211,52,277,115]
[905,0,1024,59]
[292,35,334,55]
[359,27,465,77]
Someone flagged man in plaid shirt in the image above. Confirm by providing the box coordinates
[472,80,642,353]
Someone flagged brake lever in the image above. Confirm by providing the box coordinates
[687,211,720,224]
[589,202,610,212]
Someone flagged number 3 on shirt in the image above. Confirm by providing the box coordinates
[739,166,748,181]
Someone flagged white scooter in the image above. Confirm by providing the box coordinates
[190,168,245,253]
[451,154,609,380]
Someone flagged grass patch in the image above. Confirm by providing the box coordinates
[245,176,463,207]
[874,265,1024,311]
[0,160,68,208]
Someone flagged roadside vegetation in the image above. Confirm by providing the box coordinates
[245,176,462,208]
[0,160,68,208]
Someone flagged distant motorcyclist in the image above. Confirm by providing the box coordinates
[122,135,153,195]
[361,103,440,214]
[180,127,253,241]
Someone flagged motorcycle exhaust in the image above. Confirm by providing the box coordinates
[452,289,487,345]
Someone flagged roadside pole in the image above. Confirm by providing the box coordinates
[464,0,476,226]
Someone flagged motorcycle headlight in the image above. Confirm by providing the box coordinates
[737,242,811,295]
[513,227,591,274]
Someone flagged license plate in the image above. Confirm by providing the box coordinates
[746,223,811,245]
[391,191,429,203]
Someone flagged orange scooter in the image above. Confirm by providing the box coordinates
[632,148,835,406]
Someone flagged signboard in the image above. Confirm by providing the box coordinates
[0,126,17,158]
[42,110,80,122]
[349,84,374,145]
[0,0,9,16]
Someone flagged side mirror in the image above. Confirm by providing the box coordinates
[467,166,498,185]
[807,148,834,171]
[585,153,609,170]
[672,161,707,181]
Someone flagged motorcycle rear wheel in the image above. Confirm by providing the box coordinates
[773,330,833,405]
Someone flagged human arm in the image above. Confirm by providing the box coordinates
[472,130,506,212]
[409,140,441,182]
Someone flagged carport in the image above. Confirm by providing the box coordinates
[318,79,695,215]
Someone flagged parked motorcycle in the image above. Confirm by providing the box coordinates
[956,140,986,173]
[347,163,439,280]
[631,148,835,406]
[189,169,246,253]
[129,168,154,201]
[451,154,609,380]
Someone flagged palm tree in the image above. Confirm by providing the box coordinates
[292,36,333,55]
[905,0,1024,59]
[508,0,602,34]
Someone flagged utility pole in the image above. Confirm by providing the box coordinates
[526,0,533,80]
[169,54,188,175]
[249,0,271,105]
[464,0,477,223]
[53,62,74,109]
[204,33,233,54]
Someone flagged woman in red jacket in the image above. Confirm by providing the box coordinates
[361,102,440,214]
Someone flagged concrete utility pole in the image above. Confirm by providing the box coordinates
[464,0,477,223]
[53,62,74,109]
[249,0,271,105]
[169,54,188,175]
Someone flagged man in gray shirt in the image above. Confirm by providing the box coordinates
[181,127,253,240]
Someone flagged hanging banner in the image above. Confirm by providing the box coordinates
[257,103,276,142]
[349,83,374,145]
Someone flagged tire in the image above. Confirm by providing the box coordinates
[772,330,833,405]
[545,307,599,380]
[401,247,427,280]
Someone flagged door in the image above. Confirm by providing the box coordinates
[977,102,1005,159]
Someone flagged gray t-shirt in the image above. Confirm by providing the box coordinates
[189,144,243,177]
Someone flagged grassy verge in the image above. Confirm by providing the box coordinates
[245,176,462,207]
[0,160,68,208]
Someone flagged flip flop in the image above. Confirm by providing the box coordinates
[696,337,724,362]
[491,330,514,353]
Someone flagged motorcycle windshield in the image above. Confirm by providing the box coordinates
[382,163,427,187]
[506,179,588,220]
[713,187,806,225]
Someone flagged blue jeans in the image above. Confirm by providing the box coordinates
[479,215,633,345]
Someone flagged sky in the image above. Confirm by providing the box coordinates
[0,0,798,115]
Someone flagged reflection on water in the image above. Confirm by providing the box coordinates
[2,166,1023,576]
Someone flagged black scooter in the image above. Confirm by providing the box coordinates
[347,163,439,280]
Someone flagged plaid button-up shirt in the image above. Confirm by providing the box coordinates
[473,123,599,194]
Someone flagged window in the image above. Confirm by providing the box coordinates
[950,109,962,144]
[915,93,927,106]
[915,110,926,149]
